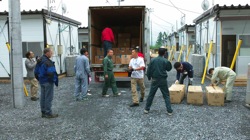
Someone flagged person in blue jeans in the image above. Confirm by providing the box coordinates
[101,27,115,57]
[35,48,58,119]
[144,47,173,115]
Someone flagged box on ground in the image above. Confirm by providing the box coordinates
[121,55,131,64]
[206,86,224,106]
[112,55,116,63]
[187,86,203,105]
[95,56,104,64]
[169,84,185,104]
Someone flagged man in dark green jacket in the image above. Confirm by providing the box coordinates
[102,49,121,97]
[144,47,173,116]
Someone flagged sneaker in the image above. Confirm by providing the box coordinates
[167,111,173,116]
[87,89,91,92]
[114,93,121,97]
[81,98,89,101]
[243,104,250,110]
[144,110,149,114]
[129,103,139,107]
[87,93,92,96]
[41,113,46,118]
[102,94,110,97]
[139,97,144,102]
[43,114,59,119]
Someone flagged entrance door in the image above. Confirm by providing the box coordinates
[221,35,236,71]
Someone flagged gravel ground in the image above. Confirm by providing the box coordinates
[0,69,249,140]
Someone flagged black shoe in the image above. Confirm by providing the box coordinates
[41,114,46,118]
[224,100,232,103]
[31,97,39,101]
[139,98,144,102]
[129,103,139,107]
[43,114,59,119]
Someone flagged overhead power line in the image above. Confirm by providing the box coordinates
[169,0,185,15]
[151,12,174,26]
[153,0,201,14]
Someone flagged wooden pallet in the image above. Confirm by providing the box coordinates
[206,75,247,87]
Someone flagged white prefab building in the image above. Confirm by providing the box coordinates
[193,4,250,76]
[178,24,195,62]
[0,9,81,78]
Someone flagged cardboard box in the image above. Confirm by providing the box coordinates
[169,84,185,104]
[96,47,104,55]
[206,86,225,106]
[115,48,127,55]
[95,56,104,64]
[187,86,203,105]
[131,38,140,48]
[125,48,133,55]
[112,55,116,63]
[118,38,130,48]
[121,55,131,64]
[116,55,122,64]
[118,33,131,39]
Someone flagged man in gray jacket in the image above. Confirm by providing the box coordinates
[74,48,91,101]
[25,51,39,101]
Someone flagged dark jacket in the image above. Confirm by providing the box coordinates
[176,62,193,80]
[34,55,58,86]
[147,56,172,80]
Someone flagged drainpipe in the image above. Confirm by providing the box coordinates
[42,15,47,49]
[69,24,72,55]
[58,22,62,74]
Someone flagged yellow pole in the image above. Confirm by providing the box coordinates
[178,45,183,62]
[201,40,213,84]
[6,42,29,96]
[230,39,242,69]
[186,45,192,61]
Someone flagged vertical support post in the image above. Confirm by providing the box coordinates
[186,45,192,61]
[246,63,250,104]
[230,39,242,70]
[9,0,25,108]
[178,45,183,62]
[201,40,213,84]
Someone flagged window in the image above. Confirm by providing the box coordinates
[239,35,250,56]
[22,42,43,58]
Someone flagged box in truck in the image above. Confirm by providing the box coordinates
[88,6,150,82]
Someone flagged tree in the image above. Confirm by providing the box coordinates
[155,32,163,49]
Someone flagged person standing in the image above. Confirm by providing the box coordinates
[174,62,193,85]
[25,51,39,101]
[102,49,121,97]
[102,27,115,57]
[83,50,92,96]
[144,47,173,115]
[74,48,91,101]
[128,48,146,107]
[35,48,58,118]
[208,67,236,103]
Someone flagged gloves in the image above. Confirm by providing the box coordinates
[175,80,179,84]
[89,77,92,82]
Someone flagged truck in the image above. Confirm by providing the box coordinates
[88,6,150,82]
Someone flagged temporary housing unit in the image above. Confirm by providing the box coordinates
[178,24,195,62]
[193,4,250,76]
[0,9,81,78]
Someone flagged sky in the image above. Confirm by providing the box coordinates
[0,0,249,44]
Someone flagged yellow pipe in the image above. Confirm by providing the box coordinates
[186,45,192,61]
[6,42,11,52]
[230,39,242,69]
[201,40,213,84]
[178,45,184,62]
[6,42,29,97]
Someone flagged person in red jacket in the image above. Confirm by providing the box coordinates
[101,27,115,57]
